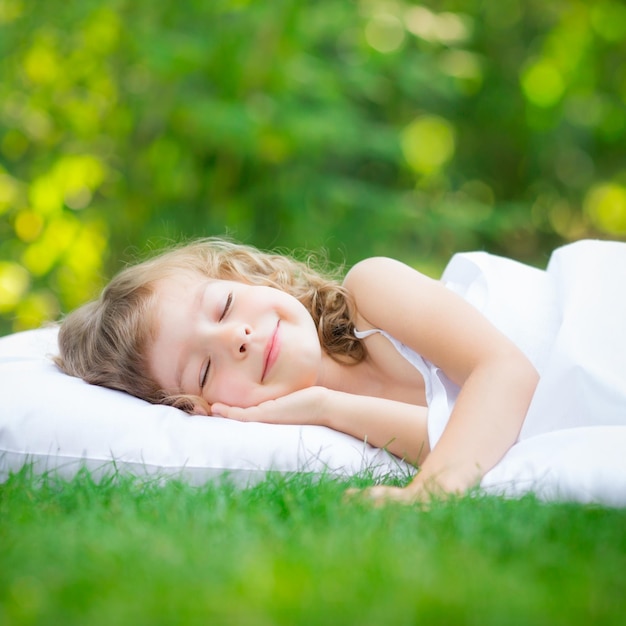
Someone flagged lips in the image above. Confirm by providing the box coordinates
[262,321,280,382]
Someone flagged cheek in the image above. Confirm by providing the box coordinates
[210,374,258,408]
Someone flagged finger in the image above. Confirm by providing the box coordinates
[217,405,268,423]
[343,485,398,506]
[345,485,429,508]
[212,403,253,420]
[210,403,230,417]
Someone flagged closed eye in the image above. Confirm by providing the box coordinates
[219,292,232,321]
[199,359,210,391]
[200,293,231,390]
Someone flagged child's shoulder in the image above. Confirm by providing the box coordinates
[343,256,436,303]
[342,256,445,339]
[345,255,433,283]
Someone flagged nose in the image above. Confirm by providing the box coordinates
[219,322,251,359]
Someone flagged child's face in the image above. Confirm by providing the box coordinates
[147,271,322,411]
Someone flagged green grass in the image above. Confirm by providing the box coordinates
[1,468,625,626]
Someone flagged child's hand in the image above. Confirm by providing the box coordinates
[210,386,329,426]
[346,474,459,507]
[346,484,431,506]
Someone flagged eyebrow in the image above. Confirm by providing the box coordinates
[173,281,207,393]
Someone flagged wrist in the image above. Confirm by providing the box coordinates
[314,386,335,427]
[409,465,481,497]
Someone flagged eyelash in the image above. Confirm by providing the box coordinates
[200,292,233,390]
[219,292,233,321]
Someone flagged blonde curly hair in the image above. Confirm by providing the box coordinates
[55,238,365,411]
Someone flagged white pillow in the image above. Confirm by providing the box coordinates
[2,327,625,506]
[0,327,413,486]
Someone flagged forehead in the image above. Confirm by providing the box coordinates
[147,271,202,339]
[154,266,216,295]
[147,271,208,391]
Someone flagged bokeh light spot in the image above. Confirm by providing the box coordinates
[401,115,456,175]
[521,60,565,108]
[22,214,80,277]
[0,262,30,313]
[438,50,483,81]
[14,210,44,242]
[365,14,405,53]
[405,7,471,45]
[28,176,63,215]
[14,291,59,331]
[584,183,626,235]
[24,41,60,85]
[0,173,19,214]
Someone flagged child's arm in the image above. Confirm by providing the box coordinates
[343,256,539,501]
[212,386,430,466]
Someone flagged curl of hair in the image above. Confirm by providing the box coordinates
[54,238,365,411]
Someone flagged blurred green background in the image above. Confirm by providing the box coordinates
[1,0,625,334]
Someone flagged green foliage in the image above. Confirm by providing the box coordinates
[1,0,625,333]
[2,469,626,625]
